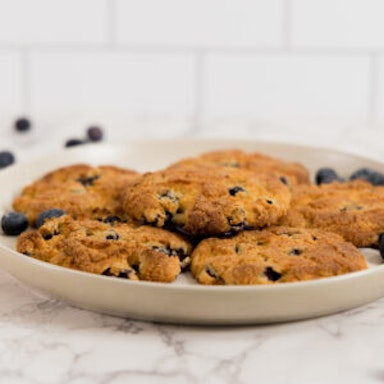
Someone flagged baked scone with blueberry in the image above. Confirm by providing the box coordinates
[278,180,384,248]
[16,215,192,283]
[121,163,291,237]
[191,226,367,285]
[169,149,310,187]
[12,164,139,226]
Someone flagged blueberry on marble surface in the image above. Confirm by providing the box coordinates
[36,209,66,228]
[14,117,31,133]
[1,212,28,235]
[0,151,15,169]
[349,168,384,186]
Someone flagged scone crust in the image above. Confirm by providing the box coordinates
[16,215,192,283]
[122,164,291,237]
[169,149,310,187]
[279,180,384,247]
[191,226,368,285]
[13,164,139,226]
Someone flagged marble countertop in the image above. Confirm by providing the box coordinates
[2,118,384,384]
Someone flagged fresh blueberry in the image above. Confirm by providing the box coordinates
[14,117,31,132]
[379,234,384,260]
[1,212,28,235]
[36,208,66,228]
[0,151,15,169]
[315,168,344,185]
[65,138,85,148]
[86,126,103,142]
[349,168,384,186]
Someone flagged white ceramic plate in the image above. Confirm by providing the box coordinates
[0,139,384,325]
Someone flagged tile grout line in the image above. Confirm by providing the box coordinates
[368,54,379,126]
[20,47,30,115]
[190,51,205,135]
[0,44,384,57]
[107,0,116,47]
[282,0,292,51]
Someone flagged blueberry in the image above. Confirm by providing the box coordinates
[14,117,31,132]
[103,215,121,224]
[76,175,99,187]
[349,168,384,186]
[105,232,120,240]
[65,139,85,148]
[86,126,103,142]
[315,168,343,185]
[229,186,245,196]
[379,234,384,260]
[0,151,15,169]
[289,248,303,256]
[1,212,28,235]
[36,208,66,228]
[264,266,282,281]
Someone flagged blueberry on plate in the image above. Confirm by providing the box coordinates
[36,208,66,228]
[65,138,85,148]
[315,168,344,185]
[86,126,104,142]
[1,212,28,235]
[379,234,384,260]
[349,168,384,186]
[0,151,15,169]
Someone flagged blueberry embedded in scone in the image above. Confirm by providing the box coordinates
[168,149,311,187]
[16,215,193,283]
[12,164,140,226]
[191,226,367,285]
[121,163,292,237]
[278,180,384,248]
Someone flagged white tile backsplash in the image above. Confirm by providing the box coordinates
[0,51,22,122]
[373,58,384,120]
[29,51,196,118]
[292,0,384,49]
[0,0,108,45]
[0,0,383,138]
[115,0,284,47]
[203,54,370,119]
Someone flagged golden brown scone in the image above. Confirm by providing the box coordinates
[278,180,384,248]
[169,149,310,187]
[121,163,291,237]
[16,215,192,283]
[12,164,139,226]
[191,226,368,285]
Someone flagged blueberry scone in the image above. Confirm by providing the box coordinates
[16,215,192,283]
[13,164,139,226]
[278,180,384,248]
[121,164,291,237]
[169,149,310,187]
[191,226,367,285]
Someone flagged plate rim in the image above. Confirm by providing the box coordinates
[1,138,384,324]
